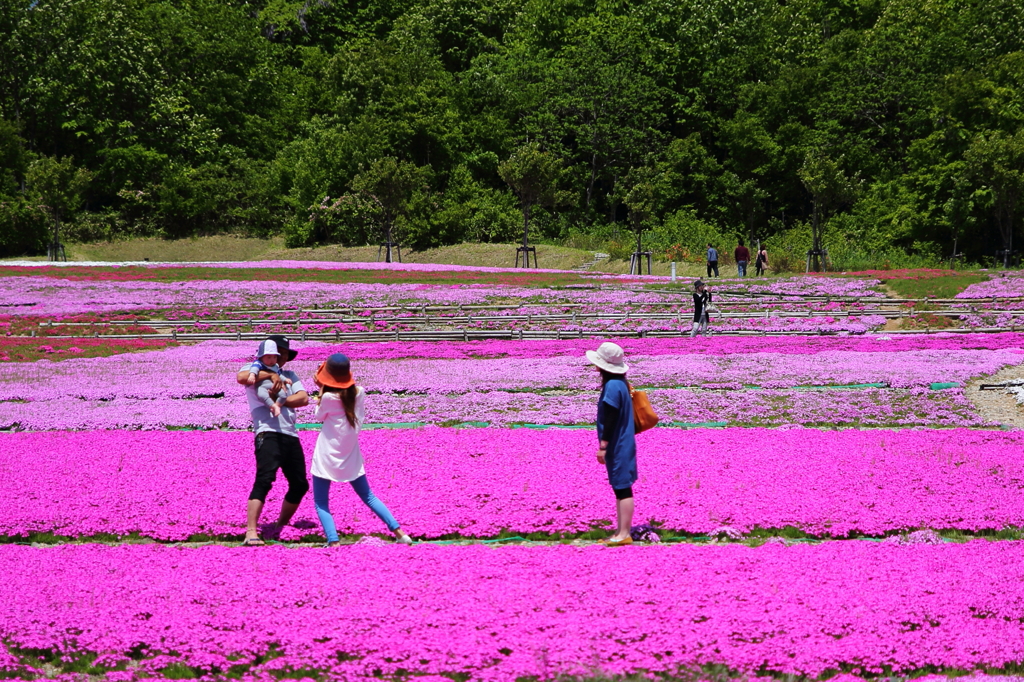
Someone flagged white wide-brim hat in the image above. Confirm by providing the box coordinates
[586,342,629,374]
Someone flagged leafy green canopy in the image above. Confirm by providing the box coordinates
[0,0,1021,265]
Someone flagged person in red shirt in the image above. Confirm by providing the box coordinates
[734,239,750,277]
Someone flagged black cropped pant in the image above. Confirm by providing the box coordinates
[249,432,309,504]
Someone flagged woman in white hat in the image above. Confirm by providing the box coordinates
[585,342,637,547]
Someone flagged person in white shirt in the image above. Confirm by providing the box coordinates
[234,335,309,546]
[311,353,413,547]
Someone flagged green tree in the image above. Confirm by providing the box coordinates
[620,165,661,273]
[965,129,1024,267]
[25,155,91,261]
[539,14,668,220]
[498,142,570,266]
[799,151,861,271]
[0,118,27,195]
[347,157,429,262]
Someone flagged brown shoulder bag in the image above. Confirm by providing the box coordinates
[628,382,659,433]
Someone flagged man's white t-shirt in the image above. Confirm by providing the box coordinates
[240,365,304,437]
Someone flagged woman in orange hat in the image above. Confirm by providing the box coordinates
[311,353,413,546]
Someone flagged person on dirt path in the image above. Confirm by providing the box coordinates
[310,353,413,547]
[755,245,769,276]
[586,342,637,547]
[706,243,720,278]
[734,239,750,277]
[235,334,310,546]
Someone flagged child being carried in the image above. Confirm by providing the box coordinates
[245,339,293,417]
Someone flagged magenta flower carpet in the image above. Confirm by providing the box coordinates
[2,265,1024,681]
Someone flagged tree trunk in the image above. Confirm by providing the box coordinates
[586,150,597,210]
[997,191,1018,268]
[49,211,61,263]
[811,200,821,273]
[522,204,531,249]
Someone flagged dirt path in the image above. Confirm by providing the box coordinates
[966,364,1024,429]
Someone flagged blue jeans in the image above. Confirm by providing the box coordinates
[737,261,747,277]
[313,475,400,542]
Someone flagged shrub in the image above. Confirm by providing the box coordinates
[0,199,50,257]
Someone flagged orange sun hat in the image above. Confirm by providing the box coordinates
[315,353,355,389]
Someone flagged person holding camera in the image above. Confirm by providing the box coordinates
[691,280,711,337]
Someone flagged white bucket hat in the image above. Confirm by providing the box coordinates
[255,339,280,358]
[586,342,629,374]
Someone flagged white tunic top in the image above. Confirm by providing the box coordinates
[311,389,366,483]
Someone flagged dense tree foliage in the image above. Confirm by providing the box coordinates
[0,0,1021,266]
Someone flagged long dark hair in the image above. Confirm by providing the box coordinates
[599,368,626,386]
[321,384,358,427]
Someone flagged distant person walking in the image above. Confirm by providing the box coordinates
[706,243,719,278]
[691,280,711,337]
[755,244,768,276]
[235,335,310,546]
[586,342,637,547]
[734,239,750,277]
[310,353,413,547]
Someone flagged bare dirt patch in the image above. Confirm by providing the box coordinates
[966,364,1024,429]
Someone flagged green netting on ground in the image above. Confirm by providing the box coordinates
[654,382,959,391]
[669,421,729,428]
[512,423,593,430]
[295,422,426,430]
[792,382,887,390]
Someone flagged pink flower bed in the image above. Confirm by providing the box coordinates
[4,259,582,274]
[4,428,1024,539]
[0,385,986,429]
[10,339,1017,400]
[958,274,1024,299]
[0,276,643,316]
[1,338,1010,429]
[2,541,1023,680]
[0,274,887,317]
[251,332,1024,358]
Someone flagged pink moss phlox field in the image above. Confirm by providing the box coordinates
[8,339,1019,400]
[6,259,582,274]
[3,542,1024,680]
[365,386,986,428]
[4,428,1024,539]
[0,277,638,316]
[0,274,886,317]
[202,332,1024,357]
[1,338,1013,428]
[0,385,986,430]
[958,274,1024,299]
